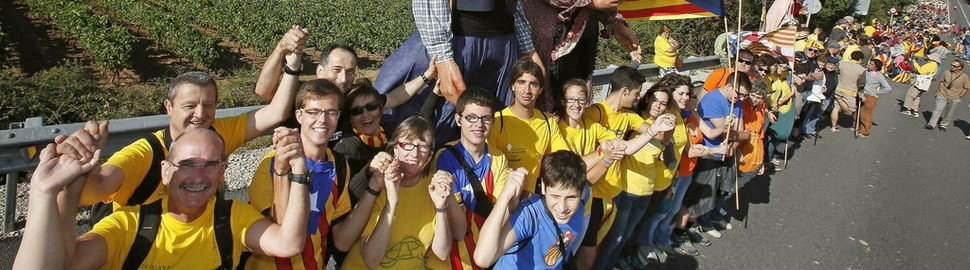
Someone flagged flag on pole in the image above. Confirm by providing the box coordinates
[729,26,797,65]
[619,0,725,21]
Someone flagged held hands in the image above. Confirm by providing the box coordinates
[649,114,677,134]
[272,127,306,175]
[56,120,109,162]
[613,23,642,62]
[278,25,310,55]
[428,171,455,209]
[383,159,403,207]
[31,143,100,195]
[434,59,467,105]
[600,139,627,161]
[368,152,393,193]
[499,168,528,202]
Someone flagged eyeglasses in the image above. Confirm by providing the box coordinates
[807,48,819,52]
[735,91,750,98]
[462,114,494,124]
[170,159,226,171]
[348,101,381,116]
[738,59,753,65]
[952,65,963,68]
[565,97,588,105]
[300,109,340,119]
[758,67,768,71]
[396,141,431,153]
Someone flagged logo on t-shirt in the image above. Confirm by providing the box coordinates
[543,230,575,266]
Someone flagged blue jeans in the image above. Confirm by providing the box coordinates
[593,192,652,269]
[639,176,693,247]
[802,97,831,135]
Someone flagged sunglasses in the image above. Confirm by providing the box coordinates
[738,59,754,65]
[952,65,963,68]
[348,101,381,116]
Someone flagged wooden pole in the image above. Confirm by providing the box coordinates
[730,0,743,210]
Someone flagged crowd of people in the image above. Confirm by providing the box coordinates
[13,0,970,270]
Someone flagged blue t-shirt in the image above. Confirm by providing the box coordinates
[494,188,591,269]
[272,157,335,234]
[436,143,493,212]
[697,89,742,159]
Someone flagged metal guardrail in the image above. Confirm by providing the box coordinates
[0,55,722,232]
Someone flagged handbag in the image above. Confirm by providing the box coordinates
[914,74,932,90]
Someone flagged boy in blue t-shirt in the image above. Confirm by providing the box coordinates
[473,150,590,269]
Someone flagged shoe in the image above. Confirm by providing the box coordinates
[802,133,816,139]
[702,226,722,238]
[965,135,970,140]
[674,235,701,256]
[636,246,662,265]
[830,127,840,132]
[926,124,935,130]
[900,110,912,116]
[770,158,783,167]
[939,126,947,132]
[687,226,712,246]
[712,220,733,230]
[912,111,920,118]
[656,244,677,260]
[857,133,868,138]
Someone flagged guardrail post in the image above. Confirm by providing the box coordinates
[3,172,16,232]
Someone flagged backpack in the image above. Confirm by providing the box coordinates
[122,199,235,269]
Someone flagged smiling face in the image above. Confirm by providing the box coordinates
[456,103,493,146]
[392,133,433,177]
[165,83,217,138]
[647,90,670,119]
[348,94,382,136]
[162,129,226,217]
[512,72,542,109]
[671,85,691,110]
[563,85,589,123]
[543,183,583,224]
[297,96,341,147]
[317,49,357,92]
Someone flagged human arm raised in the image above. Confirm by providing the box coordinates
[384,56,438,109]
[360,159,403,269]
[473,168,528,268]
[246,26,310,141]
[254,25,310,101]
[330,152,392,251]
[428,171,455,260]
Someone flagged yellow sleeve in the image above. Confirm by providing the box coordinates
[87,207,139,269]
[592,123,618,144]
[212,113,250,155]
[103,133,160,205]
[232,200,271,253]
[547,118,569,153]
[247,151,278,213]
[622,111,646,132]
[487,144,510,202]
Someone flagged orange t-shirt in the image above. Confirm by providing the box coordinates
[738,102,766,173]
[704,68,734,92]
[677,113,704,177]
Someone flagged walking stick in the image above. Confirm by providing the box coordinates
[854,96,862,139]
[729,0,743,210]
[783,142,789,169]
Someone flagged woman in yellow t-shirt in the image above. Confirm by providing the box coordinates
[341,115,458,269]
[654,25,681,78]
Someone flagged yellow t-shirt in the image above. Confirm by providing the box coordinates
[557,120,619,199]
[246,149,352,269]
[89,198,264,269]
[654,35,677,68]
[770,78,794,113]
[105,114,249,207]
[656,111,688,192]
[426,142,509,270]
[864,26,875,37]
[841,45,861,61]
[342,174,442,269]
[487,108,568,193]
[617,117,663,196]
[583,102,645,197]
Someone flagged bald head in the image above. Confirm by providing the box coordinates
[169,128,226,161]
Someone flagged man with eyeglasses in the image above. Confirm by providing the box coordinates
[56,65,301,220]
[926,60,970,131]
[14,128,311,269]
[247,79,359,269]
[426,86,510,269]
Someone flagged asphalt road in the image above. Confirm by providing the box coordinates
[662,3,970,269]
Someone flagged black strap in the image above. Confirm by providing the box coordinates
[444,145,493,217]
[332,152,348,202]
[213,199,234,270]
[127,131,170,206]
[122,200,163,270]
[539,197,568,265]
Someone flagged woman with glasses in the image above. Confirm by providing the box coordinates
[342,115,457,269]
[556,78,665,269]
[333,79,393,202]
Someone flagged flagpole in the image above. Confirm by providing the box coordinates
[728,0,743,210]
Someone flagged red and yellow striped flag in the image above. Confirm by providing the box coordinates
[619,0,725,21]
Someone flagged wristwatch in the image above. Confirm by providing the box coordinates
[283,60,303,76]
[289,174,310,185]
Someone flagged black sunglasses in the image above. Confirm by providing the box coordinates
[738,59,753,65]
[348,101,381,116]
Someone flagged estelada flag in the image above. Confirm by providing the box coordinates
[619,0,725,21]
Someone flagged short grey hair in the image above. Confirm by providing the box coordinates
[168,71,217,101]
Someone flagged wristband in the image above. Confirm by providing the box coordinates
[289,174,310,185]
[435,207,447,213]
[274,168,291,176]
[283,60,303,76]
[364,185,381,196]
[601,158,614,166]
[420,74,433,86]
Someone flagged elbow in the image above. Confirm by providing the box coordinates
[277,237,306,258]
[333,234,353,252]
[473,253,494,268]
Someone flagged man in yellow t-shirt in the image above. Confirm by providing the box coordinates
[14,128,310,269]
[247,80,355,269]
[57,68,301,211]
[487,60,569,194]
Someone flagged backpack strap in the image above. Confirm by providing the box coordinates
[332,152,348,204]
[122,200,163,269]
[213,199,234,270]
[127,131,170,206]
[444,145,493,217]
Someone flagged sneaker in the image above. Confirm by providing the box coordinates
[900,110,912,116]
[702,226,722,238]
[712,220,733,230]
[674,235,701,256]
[925,124,935,130]
[636,246,661,265]
[912,111,920,118]
[656,244,677,260]
[939,126,947,132]
[688,226,713,245]
[966,135,970,140]
[770,158,783,167]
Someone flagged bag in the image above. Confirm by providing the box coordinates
[914,74,932,90]
[675,57,685,68]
